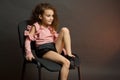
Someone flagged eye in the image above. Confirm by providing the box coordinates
[46,14,54,18]
[47,15,51,17]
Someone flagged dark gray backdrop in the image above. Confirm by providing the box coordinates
[0,0,120,80]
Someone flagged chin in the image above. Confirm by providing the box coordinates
[46,24,51,26]
[48,23,52,25]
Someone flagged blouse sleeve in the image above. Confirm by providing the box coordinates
[24,25,35,56]
[24,38,33,56]
[24,25,35,41]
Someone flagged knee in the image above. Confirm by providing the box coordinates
[63,59,70,68]
[61,27,70,33]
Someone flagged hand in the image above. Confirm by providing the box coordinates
[25,54,35,61]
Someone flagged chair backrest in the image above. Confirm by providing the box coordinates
[18,20,28,49]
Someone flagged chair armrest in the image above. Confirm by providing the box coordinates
[24,58,41,68]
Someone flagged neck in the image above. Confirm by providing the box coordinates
[38,22,49,28]
[41,24,50,28]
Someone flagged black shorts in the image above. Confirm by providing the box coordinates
[35,42,57,58]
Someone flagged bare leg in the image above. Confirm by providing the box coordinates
[43,51,70,80]
[43,27,74,80]
[55,27,74,57]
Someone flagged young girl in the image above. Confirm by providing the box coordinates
[24,3,75,80]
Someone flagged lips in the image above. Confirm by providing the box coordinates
[48,21,52,23]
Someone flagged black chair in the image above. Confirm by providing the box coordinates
[18,20,81,80]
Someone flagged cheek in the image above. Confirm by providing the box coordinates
[43,17,49,21]
[42,18,47,22]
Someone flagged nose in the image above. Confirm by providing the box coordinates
[50,16,54,20]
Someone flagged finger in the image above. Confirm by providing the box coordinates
[72,55,75,57]
[32,57,35,59]
[26,57,29,61]
[30,57,33,61]
[33,56,35,59]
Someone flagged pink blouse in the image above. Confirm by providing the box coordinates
[24,22,58,55]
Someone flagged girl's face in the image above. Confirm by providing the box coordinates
[40,9,54,26]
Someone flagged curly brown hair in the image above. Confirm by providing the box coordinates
[28,3,59,30]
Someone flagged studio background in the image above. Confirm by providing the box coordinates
[0,0,120,80]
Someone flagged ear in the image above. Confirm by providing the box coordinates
[39,15,42,19]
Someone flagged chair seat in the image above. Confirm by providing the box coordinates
[37,58,61,72]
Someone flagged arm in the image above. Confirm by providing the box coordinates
[24,26,36,61]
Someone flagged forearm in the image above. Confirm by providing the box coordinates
[25,38,32,56]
